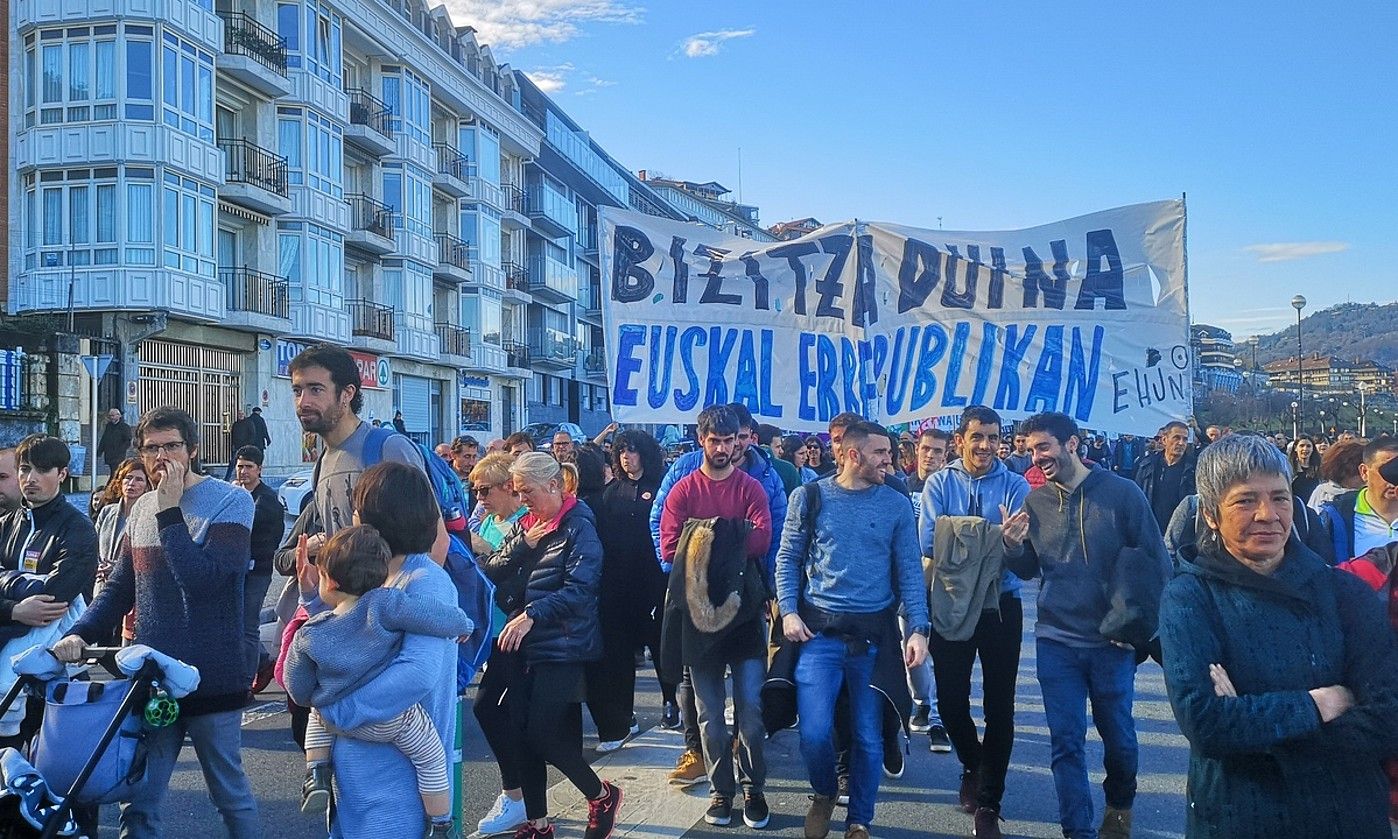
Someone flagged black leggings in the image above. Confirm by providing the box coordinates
[586,605,640,741]
[475,651,603,819]
[928,594,1023,809]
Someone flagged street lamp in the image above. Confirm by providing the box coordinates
[1291,400,1299,440]
[1358,383,1367,437]
[1248,335,1259,371]
[1291,294,1307,432]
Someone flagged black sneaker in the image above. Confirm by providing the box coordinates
[704,794,732,826]
[835,773,850,807]
[424,819,460,839]
[742,791,769,829]
[909,703,932,733]
[584,781,623,839]
[882,741,904,779]
[659,701,680,731]
[301,764,331,814]
[928,723,952,754]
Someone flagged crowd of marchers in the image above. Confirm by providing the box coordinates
[0,354,1394,839]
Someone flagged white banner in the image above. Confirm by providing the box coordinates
[599,200,1189,435]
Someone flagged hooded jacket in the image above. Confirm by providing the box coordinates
[1159,537,1398,838]
[483,498,603,666]
[649,445,788,581]
[1007,468,1171,648]
[1318,490,1360,563]
[919,458,1029,597]
[0,497,98,645]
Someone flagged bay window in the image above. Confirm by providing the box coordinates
[21,167,154,269]
[382,66,430,146]
[277,106,342,196]
[22,26,120,127]
[278,221,343,307]
[162,173,216,277]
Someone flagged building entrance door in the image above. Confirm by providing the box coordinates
[136,339,244,466]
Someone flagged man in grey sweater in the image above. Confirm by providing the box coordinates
[775,421,929,839]
[1005,412,1171,839]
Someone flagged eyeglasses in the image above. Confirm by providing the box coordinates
[137,441,187,457]
[472,484,495,497]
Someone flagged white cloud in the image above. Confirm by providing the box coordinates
[1242,241,1350,262]
[680,28,755,58]
[440,0,644,50]
[524,63,574,93]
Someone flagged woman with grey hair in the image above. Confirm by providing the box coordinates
[1158,434,1398,838]
[473,452,622,839]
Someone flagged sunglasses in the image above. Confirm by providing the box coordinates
[472,484,496,497]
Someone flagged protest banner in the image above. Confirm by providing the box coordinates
[599,200,1189,435]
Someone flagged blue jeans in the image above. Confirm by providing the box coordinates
[119,709,260,838]
[690,657,767,798]
[796,634,881,828]
[1036,638,1138,839]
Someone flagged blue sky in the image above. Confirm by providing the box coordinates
[444,0,1397,339]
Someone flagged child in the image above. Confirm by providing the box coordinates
[283,525,472,839]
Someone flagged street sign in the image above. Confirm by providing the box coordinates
[80,354,114,379]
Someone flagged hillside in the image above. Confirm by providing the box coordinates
[1250,302,1398,368]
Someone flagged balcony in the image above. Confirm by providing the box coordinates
[583,346,607,380]
[577,280,603,325]
[528,329,578,369]
[504,341,530,370]
[463,177,504,210]
[527,255,577,304]
[218,138,292,216]
[344,194,395,255]
[217,12,293,99]
[431,144,472,198]
[527,183,577,239]
[222,267,291,332]
[435,322,472,363]
[344,88,396,157]
[349,298,395,343]
[432,232,472,284]
[502,261,532,304]
[500,183,529,231]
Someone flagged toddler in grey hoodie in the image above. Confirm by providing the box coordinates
[284,525,472,836]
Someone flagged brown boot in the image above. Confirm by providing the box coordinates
[1100,807,1132,839]
[667,749,706,788]
[804,794,835,839]
[843,825,869,839]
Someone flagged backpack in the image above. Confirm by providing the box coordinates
[316,426,497,684]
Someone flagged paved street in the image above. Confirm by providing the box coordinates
[87,580,1194,838]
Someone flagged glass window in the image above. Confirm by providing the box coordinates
[277,3,300,64]
[125,40,153,119]
[278,115,302,183]
[68,43,89,101]
[42,189,62,246]
[41,45,62,103]
[94,40,114,101]
[69,186,89,244]
[96,183,116,242]
[127,184,152,243]
[478,128,500,186]
[383,169,402,214]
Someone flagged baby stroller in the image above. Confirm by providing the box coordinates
[0,644,200,839]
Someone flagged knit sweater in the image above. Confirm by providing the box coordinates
[659,469,772,566]
[776,478,928,627]
[73,477,253,716]
[284,586,472,709]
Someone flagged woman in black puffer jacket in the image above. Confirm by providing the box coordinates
[475,453,620,839]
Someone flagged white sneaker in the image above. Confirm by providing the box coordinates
[595,738,626,754]
[628,715,640,735]
[476,792,526,835]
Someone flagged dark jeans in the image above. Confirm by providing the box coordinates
[585,606,638,742]
[679,668,701,753]
[1036,638,1138,838]
[690,658,767,798]
[474,653,602,820]
[242,573,273,680]
[928,593,1023,810]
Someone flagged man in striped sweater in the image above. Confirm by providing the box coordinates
[55,407,260,838]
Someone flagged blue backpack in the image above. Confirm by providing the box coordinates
[358,427,496,687]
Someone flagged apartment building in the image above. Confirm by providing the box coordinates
[8,0,553,471]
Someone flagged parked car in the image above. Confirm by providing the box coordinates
[521,422,585,451]
[277,469,315,515]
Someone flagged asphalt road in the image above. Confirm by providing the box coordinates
[75,581,1200,839]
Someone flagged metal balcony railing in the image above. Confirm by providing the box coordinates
[503,261,529,292]
[503,183,526,215]
[346,194,396,241]
[218,12,288,75]
[222,268,289,318]
[435,232,471,273]
[345,87,392,139]
[218,138,289,197]
[432,143,473,182]
[584,346,605,373]
[349,298,395,341]
[504,341,529,368]
[435,322,471,357]
[528,329,577,363]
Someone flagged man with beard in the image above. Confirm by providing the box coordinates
[903,428,950,748]
[288,344,426,538]
[0,449,23,515]
[1006,412,1169,839]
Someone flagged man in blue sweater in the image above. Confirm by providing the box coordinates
[55,408,259,838]
[1006,412,1171,839]
[776,420,928,839]
[649,402,787,786]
